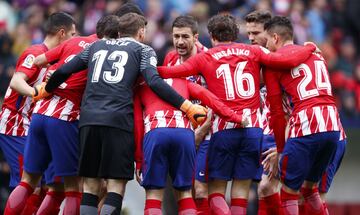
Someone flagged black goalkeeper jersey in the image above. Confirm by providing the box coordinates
[46,37,185,131]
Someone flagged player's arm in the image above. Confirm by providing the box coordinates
[34,43,64,67]
[194,110,212,148]
[133,88,144,181]
[263,68,287,153]
[44,44,91,94]
[156,54,201,79]
[257,44,316,69]
[187,81,245,124]
[10,50,44,96]
[140,46,207,127]
[9,72,35,96]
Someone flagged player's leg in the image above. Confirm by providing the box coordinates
[208,180,229,215]
[257,136,281,215]
[302,131,339,215]
[45,116,81,215]
[141,128,172,214]
[168,128,197,215]
[207,129,239,215]
[36,181,65,215]
[279,131,338,215]
[318,138,346,215]
[0,134,26,188]
[258,174,281,215]
[5,114,50,214]
[231,127,262,215]
[97,127,134,215]
[194,140,210,214]
[78,126,102,214]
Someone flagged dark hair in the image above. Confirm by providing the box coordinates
[172,15,198,35]
[245,10,272,24]
[264,16,293,41]
[118,13,147,37]
[207,14,239,42]
[114,2,144,17]
[96,15,120,39]
[44,12,75,35]
[101,15,121,39]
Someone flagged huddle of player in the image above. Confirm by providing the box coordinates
[0,2,346,215]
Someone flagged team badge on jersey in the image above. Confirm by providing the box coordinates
[22,54,35,69]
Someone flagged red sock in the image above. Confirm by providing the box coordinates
[4,182,34,215]
[301,187,324,215]
[37,191,65,215]
[298,202,306,215]
[195,198,209,215]
[144,199,162,215]
[264,193,281,215]
[258,199,267,215]
[178,197,196,215]
[62,191,81,215]
[209,193,230,215]
[20,188,47,215]
[230,198,247,215]
[280,188,299,215]
[323,201,329,215]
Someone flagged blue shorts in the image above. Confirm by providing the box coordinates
[0,134,25,188]
[195,140,209,183]
[43,162,63,185]
[24,114,79,177]
[280,131,339,190]
[208,128,262,181]
[141,128,196,190]
[254,134,277,181]
[319,138,346,193]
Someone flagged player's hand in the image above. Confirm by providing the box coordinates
[304,41,321,53]
[194,110,212,149]
[241,117,249,127]
[32,82,51,102]
[180,100,208,128]
[262,148,280,180]
[135,169,142,185]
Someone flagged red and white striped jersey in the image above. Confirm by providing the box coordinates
[260,86,293,135]
[287,105,343,139]
[33,34,98,121]
[158,43,315,134]
[264,45,346,151]
[0,44,48,136]
[212,108,262,133]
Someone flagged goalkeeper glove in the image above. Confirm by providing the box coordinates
[32,82,51,102]
[180,100,208,128]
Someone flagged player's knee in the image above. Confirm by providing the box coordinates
[22,171,41,188]
[258,180,277,197]
[195,185,208,199]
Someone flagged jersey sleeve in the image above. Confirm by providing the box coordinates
[256,44,316,69]
[157,54,201,79]
[187,80,243,123]
[16,48,44,79]
[45,56,88,92]
[264,68,287,152]
[77,43,92,65]
[139,45,185,109]
[133,88,144,170]
[45,42,65,64]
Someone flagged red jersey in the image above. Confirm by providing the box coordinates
[33,34,98,121]
[264,45,345,152]
[163,49,205,85]
[0,44,48,136]
[133,78,244,169]
[158,43,315,133]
